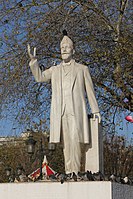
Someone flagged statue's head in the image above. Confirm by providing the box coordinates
[60,35,75,63]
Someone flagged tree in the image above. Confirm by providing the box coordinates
[104,135,133,177]
[0,139,29,182]
[0,0,132,134]
[0,131,64,182]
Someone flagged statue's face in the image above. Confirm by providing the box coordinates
[60,43,74,62]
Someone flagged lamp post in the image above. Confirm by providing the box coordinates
[25,131,55,180]
[39,138,43,180]
[25,134,37,158]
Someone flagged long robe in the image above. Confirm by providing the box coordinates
[29,59,99,144]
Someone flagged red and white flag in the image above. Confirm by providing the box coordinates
[28,156,55,180]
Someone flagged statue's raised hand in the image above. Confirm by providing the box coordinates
[27,44,36,60]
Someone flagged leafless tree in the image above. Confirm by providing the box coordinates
[0,0,132,134]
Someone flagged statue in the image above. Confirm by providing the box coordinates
[28,32,101,175]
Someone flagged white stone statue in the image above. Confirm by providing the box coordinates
[28,33,101,174]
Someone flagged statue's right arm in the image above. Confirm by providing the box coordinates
[29,59,52,83]
[28,45,52,82]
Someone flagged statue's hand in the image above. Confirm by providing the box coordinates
[93,112,101,123]
[27,44,36,60]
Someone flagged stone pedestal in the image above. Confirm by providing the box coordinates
[85,118,103,173]
[0,182,132,199]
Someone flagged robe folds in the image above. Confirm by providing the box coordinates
[29,59,99,144]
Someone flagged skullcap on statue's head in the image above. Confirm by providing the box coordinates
[60,36,74,48]
[60,30,74,48]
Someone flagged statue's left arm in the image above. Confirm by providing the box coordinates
[84,67,101,123]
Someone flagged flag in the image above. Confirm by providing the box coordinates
[28,155,55,181]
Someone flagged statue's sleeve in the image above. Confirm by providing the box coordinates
[29,59,52,82]
[84,67,100,114]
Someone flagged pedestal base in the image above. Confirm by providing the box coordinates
[0,181,132,199]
